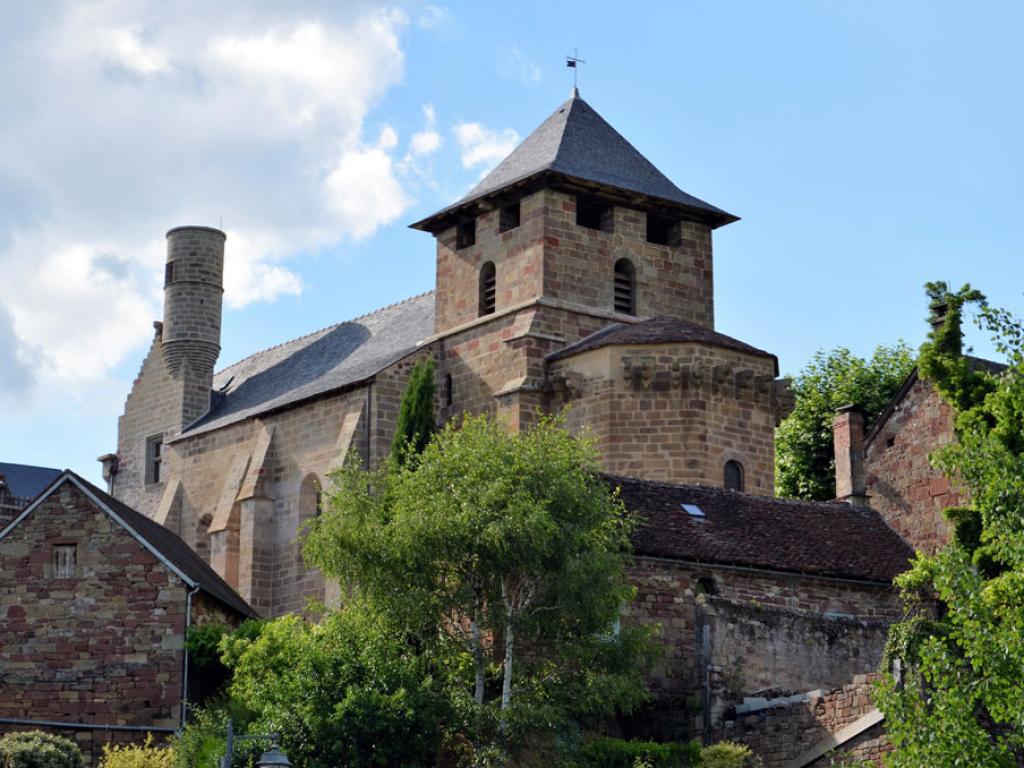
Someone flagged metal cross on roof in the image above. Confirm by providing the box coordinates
[565,48,585,91]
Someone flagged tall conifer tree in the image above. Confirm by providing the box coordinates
[390,358,437,465]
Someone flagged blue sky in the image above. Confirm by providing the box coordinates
[2,1,1022,485]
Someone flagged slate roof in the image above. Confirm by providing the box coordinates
[1,470,257,618]
[548,316,777,369]
[412,93,737,231]
[180,292,435,438]
[0,462,61,500]
[864,356,1008,446]
[612,475,913,583]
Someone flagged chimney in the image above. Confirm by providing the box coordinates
[833,404,869,507]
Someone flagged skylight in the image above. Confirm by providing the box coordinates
[681,503,705,518]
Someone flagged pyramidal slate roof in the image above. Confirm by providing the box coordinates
[179,292,435,438]
[412,92,737,231]
[1,470,256,618]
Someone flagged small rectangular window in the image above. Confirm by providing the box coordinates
[145,435,163,485]
[456,220,476,250]
[499,202,520,232]
[53,544,76,579]
[164,261,174,286]
[646,215,678,246]
[576,198,613,232]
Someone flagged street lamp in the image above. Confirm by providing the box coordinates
[220,719,291,768]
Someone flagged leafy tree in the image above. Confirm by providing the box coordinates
[220,605,446,768]
[0,732,84,768]
[304,413,653,752]
[775,343,915,500]
[390,357,437,465]
[875,282,1024,765]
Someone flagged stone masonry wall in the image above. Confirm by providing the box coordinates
[865,376,963,554]
[115,328,186,520]
[0,482,187,736]
[551,344,781,492]
[714,674,890,768]
[625,558,899,734]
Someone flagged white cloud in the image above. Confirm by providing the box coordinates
[0,305,36,408]
[417,6,450,30]
[454,122,520,171]
[105,28,170,75]
[325,147,410,239]
[496,45,542,86]
[409,104,442,156]
[0,3,416,403]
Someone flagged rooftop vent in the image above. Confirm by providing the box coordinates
[681,503,705,518]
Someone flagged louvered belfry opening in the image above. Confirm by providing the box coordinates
[479,261,496,316]
[613,258,635,315]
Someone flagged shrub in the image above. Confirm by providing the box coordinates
[0,731,84,768]
[699,741,758,768]
[577,738,699,768]
[98,736,173,768]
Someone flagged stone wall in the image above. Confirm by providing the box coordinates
[0,483,187,738]
[550,343,782,492]
[864,375,962,554]
[714,674,890,768]
[625,558,900,734]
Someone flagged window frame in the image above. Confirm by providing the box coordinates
[52,543,77,579]
[479,261,497,316]
[724,460,744,492]
[145,435,163,485]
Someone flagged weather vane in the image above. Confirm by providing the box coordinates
[565,48,585,92]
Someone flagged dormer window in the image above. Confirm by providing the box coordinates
[479,262,496,316]
[576,197,613,232]
[499,202,520,232]
[456,220,476,250]
[613,258,636,315]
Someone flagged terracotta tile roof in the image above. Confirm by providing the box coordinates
[547,316,776,367]
[412,93,737,232]
[611,475,913,583]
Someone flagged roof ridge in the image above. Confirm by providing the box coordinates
[215,290,435,378]
[606,473,852,510]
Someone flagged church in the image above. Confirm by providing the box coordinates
[98,91,916,761]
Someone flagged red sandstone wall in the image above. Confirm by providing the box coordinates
[0,483,187,734]
[714,673,891,767]
[864,376,964,554]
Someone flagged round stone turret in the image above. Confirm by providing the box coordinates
[161,225,225,387]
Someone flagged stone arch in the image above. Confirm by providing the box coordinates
[289,472,326,610]
[724,459,744,492]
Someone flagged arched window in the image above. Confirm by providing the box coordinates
[479,261,496,316]
[724,460,744,492]
[613,258,635,315]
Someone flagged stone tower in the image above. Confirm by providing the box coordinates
[161,225,225,430]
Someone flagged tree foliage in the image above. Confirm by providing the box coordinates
[390,357,437,465]
[0,732,84,768]
[303,413,653,756]
[775,344,915,500]
[875,281,1024,765]
[220,606,446,768]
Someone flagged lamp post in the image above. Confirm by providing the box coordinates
[220,719,291,768]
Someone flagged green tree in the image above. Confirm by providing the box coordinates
[304,413,653,752]
[390,357,437,465]
[875,282,1024,765]
[775,343,915,500]
[220,605,446,768]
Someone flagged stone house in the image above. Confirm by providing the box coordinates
[96,90,918,761]
[0,470,254,765]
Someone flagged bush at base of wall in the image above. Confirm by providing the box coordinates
[98,736,173,768]
[0,731,85,768]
